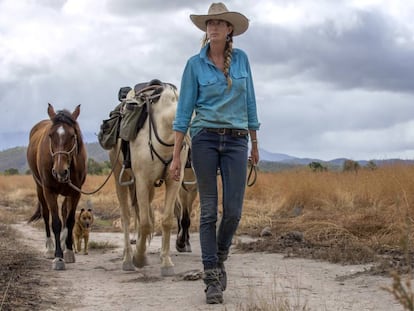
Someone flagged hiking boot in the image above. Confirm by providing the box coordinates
[217,262,227,291]
[203,268,223,304]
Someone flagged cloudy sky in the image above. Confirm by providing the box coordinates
[1,0,414,160]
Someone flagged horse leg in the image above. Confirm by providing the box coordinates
[120,185,135,271]
[111,143,136,271]
[183,184,197,253]
[133,182,153,269]
[161,178,182,276]
[63,196,78,264]
[59,198,69,253]
[119,178,135,270]
[175,198,186,252]
[181,204,192,253]
[36,187,54,259]
[176,167,197,253]
[129,183,139,244]
[44,191,65,270]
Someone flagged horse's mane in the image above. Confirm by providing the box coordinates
[51,110,84,154]
[52,110,77,127]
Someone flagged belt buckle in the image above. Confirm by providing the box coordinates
[217,128,226,135]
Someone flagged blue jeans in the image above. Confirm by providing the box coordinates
[191,129,248,270]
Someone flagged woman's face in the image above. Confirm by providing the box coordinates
[206,19,232,43]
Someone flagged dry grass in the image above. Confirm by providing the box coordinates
[1,164,414,255]
[1,164,414,310]
[242,165,414,254]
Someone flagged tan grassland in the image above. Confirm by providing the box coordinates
[1,164,414,266]
[1,163,414,310]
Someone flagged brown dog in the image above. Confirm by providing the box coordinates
[73,208,94,255]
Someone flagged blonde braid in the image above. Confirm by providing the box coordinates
[201,32,233,89]
[201,34,209,48]
[224,36,233,89]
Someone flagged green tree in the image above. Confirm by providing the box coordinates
[365,160,377,170]
[87,158,104,175]
[4,168,19,175]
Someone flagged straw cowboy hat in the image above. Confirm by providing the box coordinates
[190,2,249,36]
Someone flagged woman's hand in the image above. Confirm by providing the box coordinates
[169,131,186,181]
[250,146,259,166]
[169,156,182,182]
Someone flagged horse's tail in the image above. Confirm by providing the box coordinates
[28,202,42,223]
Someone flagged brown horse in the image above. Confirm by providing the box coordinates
[27,103,87,270]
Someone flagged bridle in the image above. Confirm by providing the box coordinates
[47,130,78,184]
[48,128,116,195]
[49,134,78,163]
[144,85,175,187]
[34,117,115,195]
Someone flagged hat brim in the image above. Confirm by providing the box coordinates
[190,12,249,36]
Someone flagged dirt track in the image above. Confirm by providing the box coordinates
[0,221,406,311]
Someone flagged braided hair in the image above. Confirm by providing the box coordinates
[223,33,233,89]
[202,28,234,90]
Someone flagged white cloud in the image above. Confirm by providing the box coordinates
[1,0,414,160]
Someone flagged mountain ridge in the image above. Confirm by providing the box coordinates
[1,140,413,174]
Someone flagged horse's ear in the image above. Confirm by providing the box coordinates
[72,105,81,120]
[47,103,56,119]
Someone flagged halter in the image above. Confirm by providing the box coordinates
[49,134,78,174]
[49,134,78,158]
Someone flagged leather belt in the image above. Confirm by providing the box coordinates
[205,128,249,137]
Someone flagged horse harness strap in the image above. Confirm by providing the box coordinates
[119,83,176,188]
[143,86,176,187]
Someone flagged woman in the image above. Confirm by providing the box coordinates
[170,2,260,304]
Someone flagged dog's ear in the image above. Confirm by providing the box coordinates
[87,208,92,212]
[80,208,85,214]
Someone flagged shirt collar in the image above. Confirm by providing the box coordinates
[200,43,210,62]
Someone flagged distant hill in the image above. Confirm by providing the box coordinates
[0,143,110,174]
[1,140,413,174]
[0,147,28,173]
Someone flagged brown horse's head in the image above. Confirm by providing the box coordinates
[47,103,82,183]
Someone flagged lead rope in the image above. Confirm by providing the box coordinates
[247,158,257,187]
[68,145,122,195]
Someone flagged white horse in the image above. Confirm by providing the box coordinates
[109,81,189,276]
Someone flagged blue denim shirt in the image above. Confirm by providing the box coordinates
[173,43,260,138]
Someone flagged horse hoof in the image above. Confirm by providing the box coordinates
[133,255,149,268]
[52,258,66,270]
[176,242,192,253]
[64,250,75,263]
[45,250,55,259]
[122,261,136,271]
[161,266,175,277]
[185,241,192,252]
[176,244,186,253]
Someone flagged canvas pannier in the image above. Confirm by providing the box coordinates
[119,97,147,141]
[98,103,122,150]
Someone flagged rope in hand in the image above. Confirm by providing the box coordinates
[247,157,257,187]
